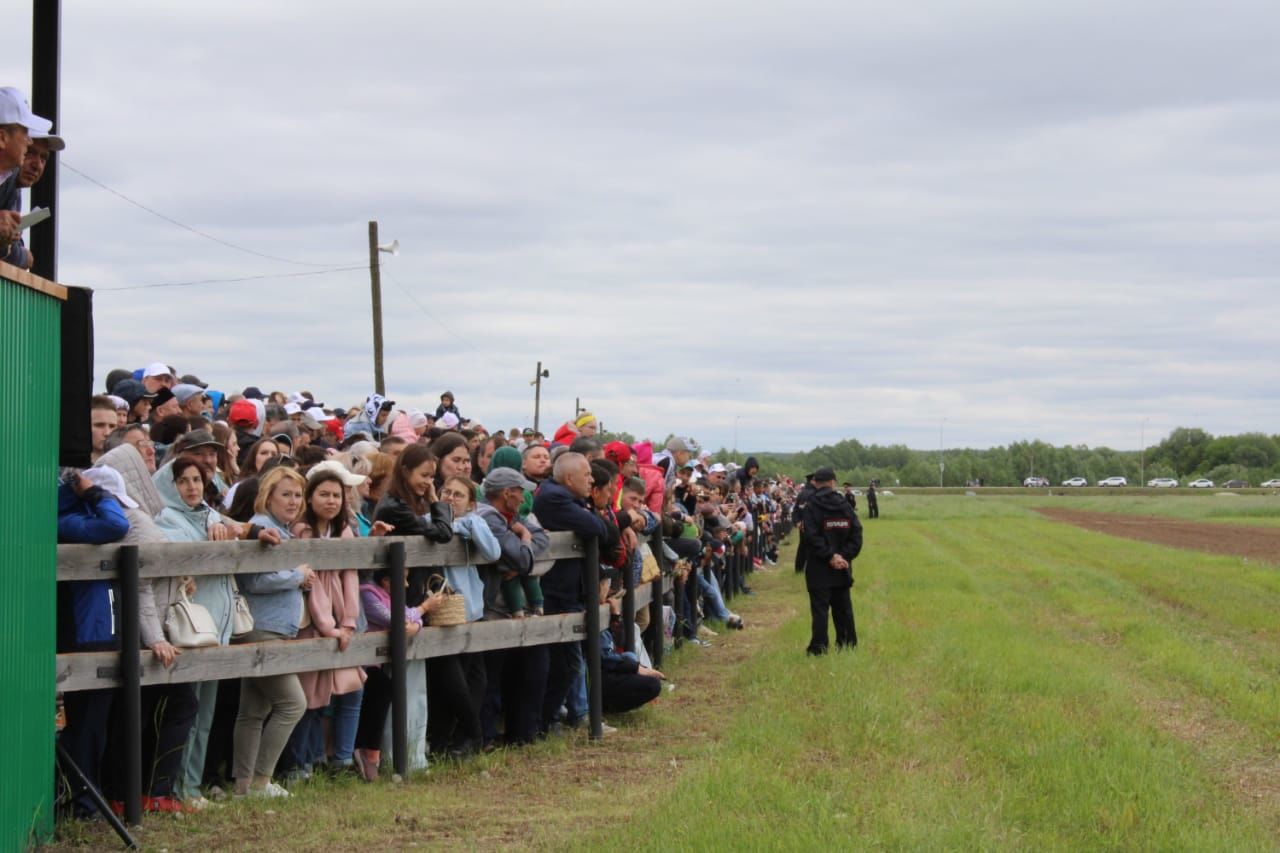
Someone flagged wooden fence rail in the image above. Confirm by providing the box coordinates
[54,529,677,827]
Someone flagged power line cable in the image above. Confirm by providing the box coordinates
[96,264,370,291]
[381,266,478,355]
[61,160,360,268]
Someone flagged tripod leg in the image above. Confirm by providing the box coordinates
[56,741,138,849]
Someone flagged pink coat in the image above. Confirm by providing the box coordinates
[292,521,367,708]
[388,412,419,443]
[637,463,666,514]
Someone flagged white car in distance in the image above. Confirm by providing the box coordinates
[1097,476,1128,487]
[1146,478,1179,488]
[1061,477,1088,487]
[1188,478,1214,488]
[1262,479,1280,488]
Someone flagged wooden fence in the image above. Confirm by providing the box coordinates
[55,529,684,828]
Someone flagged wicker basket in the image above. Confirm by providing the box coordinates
[426,575,467,627]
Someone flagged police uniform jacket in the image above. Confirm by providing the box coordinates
[800,485,863,589]
[792,482,816,525]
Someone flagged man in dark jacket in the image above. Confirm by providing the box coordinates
[800,467,863,655]
[56,470,130,816]
[866,482,879,519]
[792,475,817,574]
[476,468,550,745]
[531,452,608,733]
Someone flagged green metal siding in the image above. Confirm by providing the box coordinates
[0,275,60,850]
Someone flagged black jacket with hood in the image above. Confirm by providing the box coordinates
[799,485,863,589]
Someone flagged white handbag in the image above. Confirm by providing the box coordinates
[231,578,255,639]
[164,588,220,648]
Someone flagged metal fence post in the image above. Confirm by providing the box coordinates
[621,541,636,654]
[583,537,603,740]
[118,545,141,826]
[687,556,700,639]
[388,541,408,776]
[647,530,664,667]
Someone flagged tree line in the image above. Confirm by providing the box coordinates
[692,428,1280,488]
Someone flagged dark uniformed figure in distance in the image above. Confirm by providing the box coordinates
[841,482,857,514]
[800,467,863,655]
[866,482,878,519]
[792,474,816,575]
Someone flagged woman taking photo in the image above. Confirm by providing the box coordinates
[373,444,454,769]
[234,466,316,798]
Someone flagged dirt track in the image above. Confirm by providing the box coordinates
[1033,507,1280,566]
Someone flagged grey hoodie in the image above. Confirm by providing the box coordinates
[96,445,199,647]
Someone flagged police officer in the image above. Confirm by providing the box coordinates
[792,474,816,574]
[866,481,879,519]
[800,467,862,654]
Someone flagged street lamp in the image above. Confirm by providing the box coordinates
[530,362,550,434]
[939,418,946,488]
[1140,416,1150,487]
[734,414,741,457]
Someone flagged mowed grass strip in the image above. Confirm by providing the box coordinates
[1021,493,1280,527]
[570,501,1279,850]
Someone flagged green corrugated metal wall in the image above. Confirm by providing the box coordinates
[0,274,60,850]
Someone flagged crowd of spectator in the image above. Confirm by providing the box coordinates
[59,364,799,817]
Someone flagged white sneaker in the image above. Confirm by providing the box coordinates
[601,722,618,735]
[184,795,220,811]
[248,782,291,799]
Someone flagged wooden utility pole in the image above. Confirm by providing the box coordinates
[532,361,549,434]
[368,220,385,395]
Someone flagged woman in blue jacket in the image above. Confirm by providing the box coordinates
[232,466,315,798]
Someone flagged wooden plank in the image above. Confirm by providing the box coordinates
[0,259,68,300]
[54,581,667,692]
[57,531,583,580]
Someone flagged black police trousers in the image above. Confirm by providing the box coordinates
[807,585,856,654]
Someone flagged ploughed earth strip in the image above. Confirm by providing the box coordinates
[1032,507,1280,566]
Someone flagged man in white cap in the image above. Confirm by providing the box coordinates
[141,362,177,394]
[0,87,53,259]
[3,122,63,268]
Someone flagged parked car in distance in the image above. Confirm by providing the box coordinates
[1188,478,1214,488]
[1223,479,1249,488]
[1097,476,1128,487]
[1146,478,1179,488]
[1061,477,1088,487]
[1022,476,1050,487]
[1262,479,1280,488]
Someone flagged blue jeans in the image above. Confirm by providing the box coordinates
[698,572,733,622]
[542,639,585,732]
[329,688,364,763]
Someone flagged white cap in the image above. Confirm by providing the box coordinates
[0,87,52,134]
[708,463,727,474]
[143,362,174,379]
[307,460,367,487]
[287,392,307,404]
[439,412,460,429]
[105,394,129,411]
[408,409,429,429]
[30,131,65,151]
[83,466,140,509]
[284,402,302,415]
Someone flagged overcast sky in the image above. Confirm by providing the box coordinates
[5,1,1277,453]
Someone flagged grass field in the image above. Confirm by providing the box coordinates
[54,497,1280,851]
[1017,493,1280,527]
